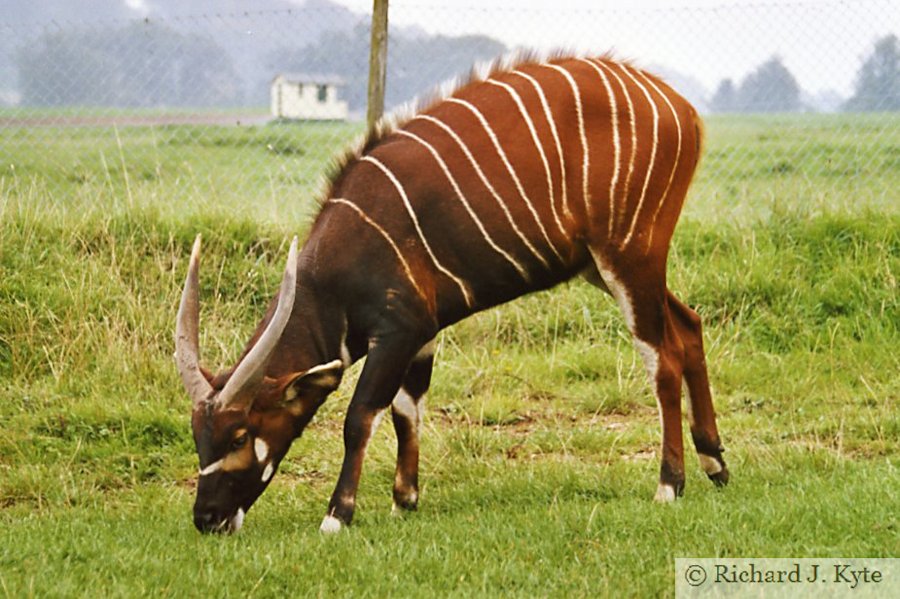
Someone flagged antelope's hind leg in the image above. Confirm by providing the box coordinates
[667,292,729,487]
[590,253,687,502]
[390,342,434,513]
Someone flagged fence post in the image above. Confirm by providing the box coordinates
[367,0,389,132]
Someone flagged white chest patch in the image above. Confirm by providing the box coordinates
[254,438,269,462]
[228,508,245,534]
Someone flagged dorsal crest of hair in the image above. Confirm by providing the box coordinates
[315,49,626,207]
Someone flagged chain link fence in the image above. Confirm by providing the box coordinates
[1,0,897,221]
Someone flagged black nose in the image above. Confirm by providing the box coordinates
[193,510,221,533]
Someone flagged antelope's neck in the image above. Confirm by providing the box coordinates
[264,279,350,378]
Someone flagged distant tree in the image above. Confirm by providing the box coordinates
[17,22,240,107]
[710,78,737,113]
[737,56,801,113]
[844,34,900,112]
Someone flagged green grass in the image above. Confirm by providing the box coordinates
[0,115,898,597]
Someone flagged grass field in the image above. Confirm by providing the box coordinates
[1,114,898,597]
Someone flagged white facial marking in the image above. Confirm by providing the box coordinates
[654,483,676,503]
[199,457,224,476]
[261,462,274,482]
[698,454,723,476]
[319,515,342,534]
[228,508,245,533]
[254,438,269,462]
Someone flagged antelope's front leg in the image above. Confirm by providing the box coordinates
[320,335,421,533]
[390,345,434,513]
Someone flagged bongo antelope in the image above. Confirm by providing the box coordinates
[176,53,729,534]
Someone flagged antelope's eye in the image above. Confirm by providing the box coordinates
[231,432,249,450]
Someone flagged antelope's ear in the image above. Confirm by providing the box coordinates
[200,366,215,385]
[282,360,344,404]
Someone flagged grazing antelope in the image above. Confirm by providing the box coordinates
[176,53,729,534]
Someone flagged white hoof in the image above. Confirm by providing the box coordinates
[654,483,676,503]
[319,515,343,534]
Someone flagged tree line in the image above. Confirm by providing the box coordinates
[12,15,899,114]
[710,34,899,113]
[14,18,504,112]
[16,22,241,108]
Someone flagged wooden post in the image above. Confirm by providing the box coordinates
[367,0,389,132]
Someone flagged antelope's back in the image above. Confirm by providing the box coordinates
[316,54,702,320]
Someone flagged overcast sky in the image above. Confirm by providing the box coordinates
[3,0,896,100]
[327,0,898,97]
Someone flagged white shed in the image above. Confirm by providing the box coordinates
[270,74,348,121]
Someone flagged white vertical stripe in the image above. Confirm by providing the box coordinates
[327,198,428,303]
[361,155,475,307]
[415,114,551,270]
[578,58,621,237]
[617,64,660,249]
[598,61,637,240]
[445,97,567,264]
[510,69,569,225]
[396,128,531,281]
[632,69,684,250]
[485,78,567,240]
[542,63,590,218]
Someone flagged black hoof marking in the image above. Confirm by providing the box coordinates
[392,489,419,512]
[393,498,418,512]
[709,467,729,487]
